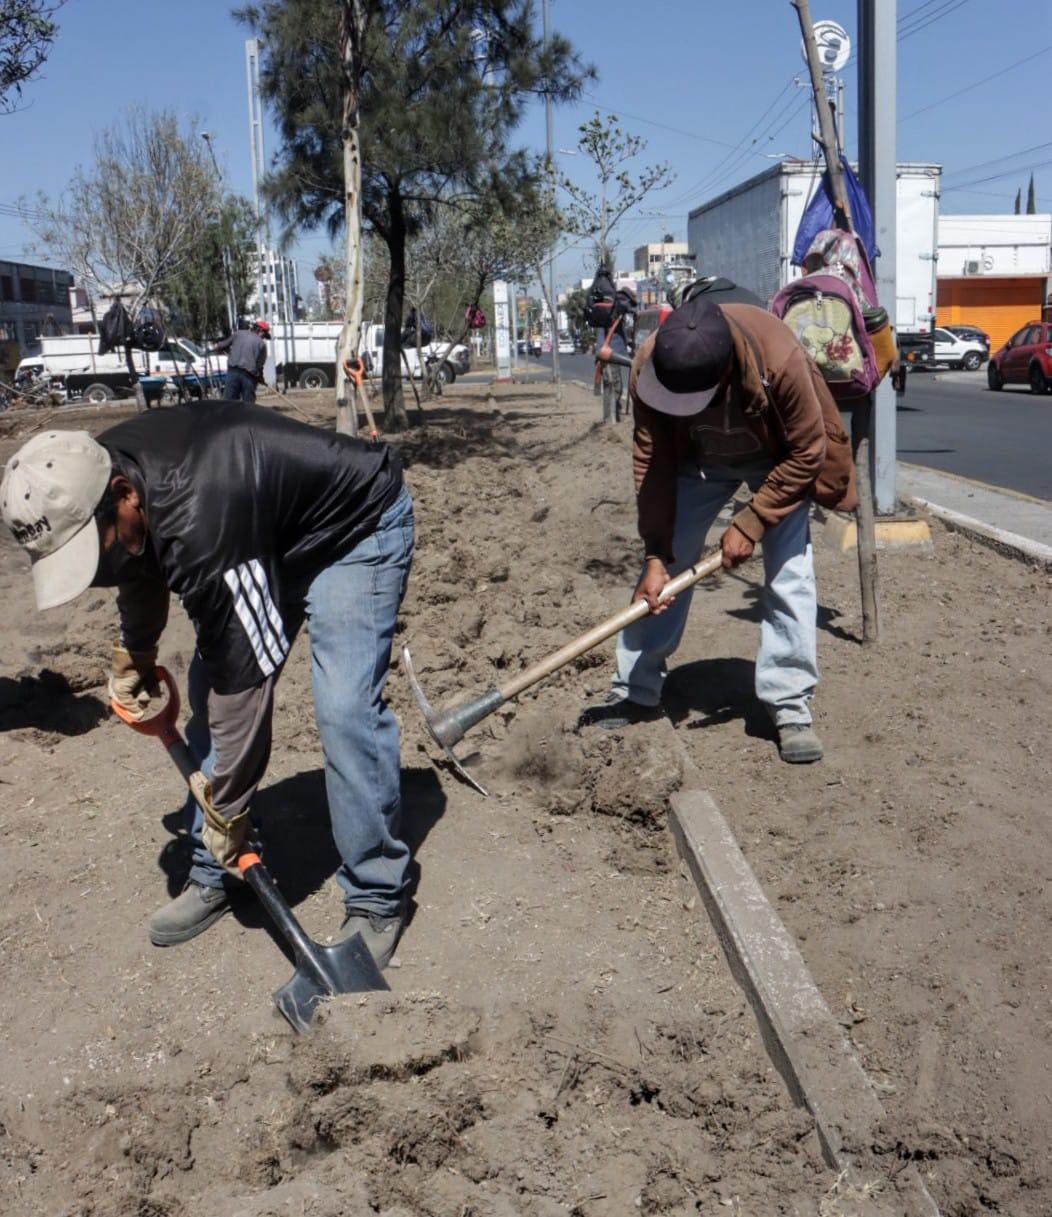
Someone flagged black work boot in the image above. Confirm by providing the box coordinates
[777,723,824,764]
[149,882,231,946]
[338,907,406,970]
[578,692,664,732]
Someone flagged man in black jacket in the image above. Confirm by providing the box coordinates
[214,319,270,402]
[1,406,414,965]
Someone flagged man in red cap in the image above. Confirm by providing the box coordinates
[214,319,270,403]
[585,296,857,762]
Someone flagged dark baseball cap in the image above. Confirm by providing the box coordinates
[636,297,734,416]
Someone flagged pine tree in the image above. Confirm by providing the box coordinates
[1026,173,1036,214]
[235,1,590,429]
[1014,189,1021,215]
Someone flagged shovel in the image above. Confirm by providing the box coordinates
[403,549,724,796]
[112,667,388,1032]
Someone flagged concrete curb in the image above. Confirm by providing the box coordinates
[904,494,1052,568]
[670,786,941,1215]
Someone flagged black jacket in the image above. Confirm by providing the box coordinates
[99,403,402,693]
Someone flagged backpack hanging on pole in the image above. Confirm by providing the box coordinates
[583,267,618,328]
[97,300,133,356]
[772,228,895,399]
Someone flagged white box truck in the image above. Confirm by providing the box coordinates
[16,334,226,403]
[686,160,941,363]
[267,321,471,389]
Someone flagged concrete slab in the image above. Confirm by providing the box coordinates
[898,463,1052,565]
[670,786,941,1216]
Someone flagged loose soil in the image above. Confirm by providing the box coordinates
[0,381,1048,1215]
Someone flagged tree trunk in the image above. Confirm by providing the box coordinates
[335,0,364,436]
[381,188,409,431]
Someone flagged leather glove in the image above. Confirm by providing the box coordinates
[108,643,161,720]
[192,772,251,880]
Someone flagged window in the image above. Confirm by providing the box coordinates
[0,274,12,301]
[19,279,36,302]
[933,329,954,342]
[1023,326,1043,346]
[0,322,14,341]
[36,280,55,305]
[1009,328,1030,347]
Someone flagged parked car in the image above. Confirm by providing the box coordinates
[943,324,990,348]
[557,333,575,355]
[987,320,1052,393]
[931,327,987,371]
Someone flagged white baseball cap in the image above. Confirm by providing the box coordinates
[1,430,113,610]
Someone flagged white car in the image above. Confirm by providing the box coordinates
[557,336,574,355]
[931,327,986,371]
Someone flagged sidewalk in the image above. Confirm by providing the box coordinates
[898,461,1052,565]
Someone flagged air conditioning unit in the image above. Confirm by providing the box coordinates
[964,259,984,275]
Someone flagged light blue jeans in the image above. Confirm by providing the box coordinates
[613,464,817,726]
[182,487,415,915]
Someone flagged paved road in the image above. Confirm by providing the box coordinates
[465,357,1052,501]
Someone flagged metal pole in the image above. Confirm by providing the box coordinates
[858,0,897,515]
[543,0,560,388]
[245,40,266,326]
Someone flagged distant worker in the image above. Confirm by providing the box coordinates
[584,297,858,763]
[214,318,270,403]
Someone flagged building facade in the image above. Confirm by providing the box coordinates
[936,214,1052,350]
[0,260,74,352]
[247,248,301,323]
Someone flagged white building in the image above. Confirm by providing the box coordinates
[936,214,1051,349]
[247,248,301,323]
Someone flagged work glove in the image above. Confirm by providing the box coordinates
[192,772,251,880]
[108,643,162,721]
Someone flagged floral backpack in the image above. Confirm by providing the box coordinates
[772,228,889,400]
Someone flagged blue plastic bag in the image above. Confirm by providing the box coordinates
[792,157,880,266]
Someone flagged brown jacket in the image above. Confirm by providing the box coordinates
[630,303,857,561]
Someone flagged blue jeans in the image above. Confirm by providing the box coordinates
[182,487,415,914]
[613,465,817,726]
[225,368,257,403]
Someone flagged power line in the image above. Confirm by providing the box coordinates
[943,159,1052,193]
[579,93,744,151]
[942,141,1052,182]
[898,0,970,40]
[900,46,1051,122]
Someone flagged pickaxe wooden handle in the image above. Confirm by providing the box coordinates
[403,549,724,795]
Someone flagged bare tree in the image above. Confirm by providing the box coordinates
[560,111,674,268]
[28,107,221,313]
[0,0,62,113]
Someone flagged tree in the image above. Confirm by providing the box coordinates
[0,0,62,113]
[1026,172,1036,215]
[165,196,257,342]
[235,0,591,430]
[1014,188,1021,215]
[28,108,222,316]
[560,111,674,269]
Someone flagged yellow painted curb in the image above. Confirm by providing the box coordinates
[819,512,933,552]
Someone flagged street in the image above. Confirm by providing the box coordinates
[468,357,1052,501]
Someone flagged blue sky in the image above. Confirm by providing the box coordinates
[0,0,1047,298]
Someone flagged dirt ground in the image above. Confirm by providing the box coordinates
[0,382,1048,1216]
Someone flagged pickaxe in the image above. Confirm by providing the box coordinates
[403,550,724,796]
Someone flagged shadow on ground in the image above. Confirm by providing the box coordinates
[0,672,109,736]
[156,765,447,962]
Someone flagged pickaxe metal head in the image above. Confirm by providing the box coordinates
[402,644,500,797]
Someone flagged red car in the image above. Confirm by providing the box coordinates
[987,320,1052,394]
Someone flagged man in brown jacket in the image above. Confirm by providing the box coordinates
[586,296,857,761]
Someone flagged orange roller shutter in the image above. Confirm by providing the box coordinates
[937,277,1046,350]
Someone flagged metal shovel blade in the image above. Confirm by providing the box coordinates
[273,931,389,1034]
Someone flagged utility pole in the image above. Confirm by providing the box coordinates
[793,0,879,641]
[200,132,237,333]
[245,40,267,327]
[543,0,560,389]
[858,0,897,516]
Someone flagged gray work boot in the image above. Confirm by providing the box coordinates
[338,907,406,970]
[777,723,824,764]
[149,882,231,946]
